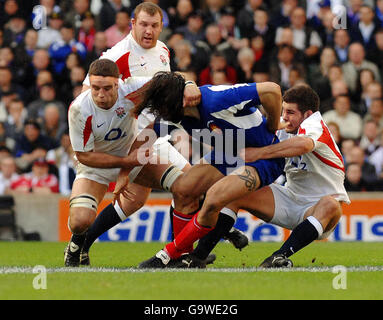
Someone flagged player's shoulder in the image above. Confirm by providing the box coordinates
[299,111,323,130]
[68,90,92,115]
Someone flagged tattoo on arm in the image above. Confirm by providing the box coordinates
[237,168,258,192]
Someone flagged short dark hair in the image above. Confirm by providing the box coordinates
[88,59,120,78]
[134,2,163,22]
[283,84,320,113]
[132,72,185,123]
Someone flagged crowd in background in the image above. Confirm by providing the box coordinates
[0,0,383,196]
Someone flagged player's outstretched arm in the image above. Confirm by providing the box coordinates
[240,136,315,162]
[75,148,151,170]
[256,82,282,133]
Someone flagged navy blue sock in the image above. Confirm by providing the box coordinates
[274,219,319,257]
[82,204,122,252]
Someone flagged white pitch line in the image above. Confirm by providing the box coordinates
[1,266,383,274]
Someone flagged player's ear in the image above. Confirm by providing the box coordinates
[303,110,313,120]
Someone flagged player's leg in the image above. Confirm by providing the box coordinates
[259,189,343,268]
[157,158,284,267]
[149,165,262,266]
[64,178,108,266]
[81,182,152,254]
[82,141,191,257]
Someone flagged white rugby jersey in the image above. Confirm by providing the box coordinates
[69,77,150,157]
[83,32,171,131]
[277,112,350,203]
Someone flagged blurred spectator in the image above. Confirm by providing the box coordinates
[369,130,383,180]
[363,98,383,131]
[85,31,109,68]
[41,103,68,147]
[367,29,383,79]
[175,10,205,47]
[272,25,304,63]
[308,0,333,38]
[105,8,131,48]
[376,0,383,27]
[168,0,194,30]
[349,4,378,56]
[354,68,377,113]
[248,7,275,54]
[0,122,15,151]
[323,94,363,140]
[22,29,38,58]
[248,34,269,73]
[36,11,64,49]
[99,0,125,31]
[171,39,195,72]
[307,47,337,102]
[27,83,67,125]
[357,80,383,116]
[217,7,239,41]
[0,145,12,162]
[31,49,53,79]
[326,121,342,146]
[359,119,381,156]
[202,0,226,26]
[344,162,372,191]
[39,0,61,17]
[48,23,87,75]
[347,0,363,27]
[333,29,351,63]
[236,47,257,83]
[346,145,378,187]
[0,90,18,122]
[0,66,25,102]
[14,119,55,171]
[46,131,76,195]
[237,0,265,38]
[199,51,237,86]
[341,138,357,162]
[269,44,306,92]
[65,0,91,31]
[10,157,59,194]
[3,98,26,141]
[0,0,20,29]
[0,155,19,195]
[269,0,298,29]
[3,13,26,48]
[342,42,381,95]
[275,6,323,63]
[77,11,97,52]
[194,23,237,70]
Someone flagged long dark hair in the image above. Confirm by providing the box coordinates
[132,71,185,123]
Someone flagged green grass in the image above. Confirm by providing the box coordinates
[0,241,382,300]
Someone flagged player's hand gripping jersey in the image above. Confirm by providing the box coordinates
[278,112,350,203]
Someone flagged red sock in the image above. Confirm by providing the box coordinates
[172,209,194,253]
[165,215,213,259]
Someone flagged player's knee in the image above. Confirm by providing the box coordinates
[69,209,95,234]
[204,187,226,213]
[171,177,199,204]
[69,194,98,234]
[321,196,342,220]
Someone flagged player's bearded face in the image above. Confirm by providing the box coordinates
[132,11,162,49]
[90,76,119,109]
[281,101,305,134]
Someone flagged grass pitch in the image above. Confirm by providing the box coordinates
[0,241,382,300]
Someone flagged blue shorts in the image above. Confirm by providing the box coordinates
[204,151,285,188]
